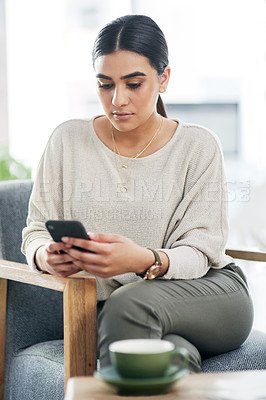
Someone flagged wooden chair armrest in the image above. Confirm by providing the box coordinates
[0,259,97,397]
[226,249,266,262]
[0,259,91,291]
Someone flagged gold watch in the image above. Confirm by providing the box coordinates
[137,248,162,280]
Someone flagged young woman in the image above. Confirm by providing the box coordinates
[22,15,253,372]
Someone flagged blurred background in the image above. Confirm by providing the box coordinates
[0,0,266,331]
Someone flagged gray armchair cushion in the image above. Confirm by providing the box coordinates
[8,340,64,400]
[202,330,266,372]
[0,180,32,263]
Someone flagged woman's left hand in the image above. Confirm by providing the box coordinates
[61,232,155,278]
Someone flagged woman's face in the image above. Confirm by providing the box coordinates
[94,50,169,132]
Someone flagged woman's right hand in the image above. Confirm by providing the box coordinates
[35,241,82,277]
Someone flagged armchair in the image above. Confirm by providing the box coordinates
[0,180,96,400]
[0,180,266,400]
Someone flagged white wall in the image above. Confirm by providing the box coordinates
[6,0,68,170]
[0,0,9,151]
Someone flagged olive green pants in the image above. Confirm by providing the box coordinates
[97,264,253,372]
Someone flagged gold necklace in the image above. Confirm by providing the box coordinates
[111,116,163,193]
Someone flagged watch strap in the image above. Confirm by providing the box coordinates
[147,248,162,266]
[137,248,162,278]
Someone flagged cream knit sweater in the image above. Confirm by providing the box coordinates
[21,116,233,300]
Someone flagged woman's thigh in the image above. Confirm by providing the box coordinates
[98,266,253,358]
[153,267,253,356]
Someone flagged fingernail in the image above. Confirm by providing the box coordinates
[62,237,69,242]
[88,232,95,239]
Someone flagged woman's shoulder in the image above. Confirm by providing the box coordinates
[43,116,101,154]
[50,116,95,140]
[176,119,223,153]
[179,120,220,142]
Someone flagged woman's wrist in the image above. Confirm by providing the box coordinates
[136,248,155,275]
[34,246,47,272]
[137,248,169,278]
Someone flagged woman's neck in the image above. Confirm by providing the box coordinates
[112,114,163,157]
[93,114,178,159]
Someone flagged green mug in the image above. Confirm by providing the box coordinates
[109,339,189,379]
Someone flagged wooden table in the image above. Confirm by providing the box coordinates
[64,370,266,400]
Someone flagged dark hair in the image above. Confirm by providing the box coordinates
[92,15,168,118]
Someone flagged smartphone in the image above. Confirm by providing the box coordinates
[45,220,90,251]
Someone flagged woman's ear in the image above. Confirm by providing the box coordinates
[159,66,171,93]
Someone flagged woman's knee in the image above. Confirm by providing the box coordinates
[101,282,144,320]
[98,281,162,339]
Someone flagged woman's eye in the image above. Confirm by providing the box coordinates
[127,83,142,90]
[98,83,113,90]
[97,82,142,90]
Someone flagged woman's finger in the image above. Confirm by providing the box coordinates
[46,251,74,265]
[62,232,121,248]
[46,240,67,254]
[88,232,122,243]
[71,259,114,278]
[62,239,113,257]
[46,263,82,278]
[63,246,108,265]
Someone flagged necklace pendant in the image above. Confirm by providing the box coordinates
[121,185,128,193]
[122,163,128,169]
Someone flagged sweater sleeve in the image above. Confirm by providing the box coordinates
[21,125,64,270]
[159,127,231,280]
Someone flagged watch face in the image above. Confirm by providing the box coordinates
[146,264,162,280]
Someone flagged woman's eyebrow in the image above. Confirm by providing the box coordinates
[96,73,112,80]
[96,72,146,80]
[121,72,146,80]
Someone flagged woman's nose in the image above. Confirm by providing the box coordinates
[112,87,129,107]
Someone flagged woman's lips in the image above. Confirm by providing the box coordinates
[112,112,134,120]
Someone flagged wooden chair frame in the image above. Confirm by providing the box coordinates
[0,260,97,400]
[0,248,266,400]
